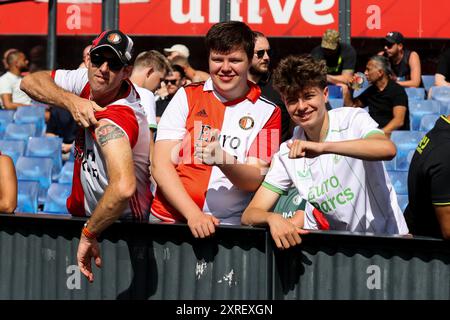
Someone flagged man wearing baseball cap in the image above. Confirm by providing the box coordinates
[21,29,152,283]
[311,29,357,86]
[164,44,190,61]
[380,31,421,88]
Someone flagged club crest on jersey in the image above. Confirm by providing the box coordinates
[239,116,254,130]
[107,33,122,44]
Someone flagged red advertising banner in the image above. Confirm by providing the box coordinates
[351,0,450,39]
[0,0,338,36]
[0,0,448,38]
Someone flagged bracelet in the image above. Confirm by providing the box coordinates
[82,221,97,240]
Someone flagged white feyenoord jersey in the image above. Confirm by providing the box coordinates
[264,107,409,235]
[152,78,281,224]
[53,68,151,221]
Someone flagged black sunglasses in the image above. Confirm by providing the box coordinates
[90,52,125,71]
[384,42,395,49]
[163,79,178,85]
[255,49,273,59]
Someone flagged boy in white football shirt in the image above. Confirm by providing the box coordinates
[241,55,409,249]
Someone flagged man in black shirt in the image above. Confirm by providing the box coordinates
[155,64,186,122]
[311,29,356,86]
[248,31,291,142]
[345,55,409,134]
[404,115,450,239]
[435,48,450,87]
[380,31,421,88]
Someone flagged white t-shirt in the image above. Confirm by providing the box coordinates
[134,84,157,130]
[264,107,409,235]
[53,68,151,221]
[0,71,31,105]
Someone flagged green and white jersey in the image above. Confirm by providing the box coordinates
[264,108,409,235]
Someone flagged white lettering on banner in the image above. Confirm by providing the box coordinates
[66,5,81,30]
[366,5,381,30]
[248,0,263,23]
[366,265,381,290]
[209,0,220,23]
[171,0,205,24]
[268,0,296,24]
[301,0,335,25]
[230,0,244,22]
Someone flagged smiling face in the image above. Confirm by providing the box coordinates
[88,48,131,100]
[283,86,328,130]
[209,46,250,101]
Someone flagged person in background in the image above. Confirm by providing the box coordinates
[170,55,209,83]
[163,44,190,62]
[345,55,410,136]
[248,31,291,142]
[0,152,17,213]
[2,48,18,73]
[79,45,92,69]
[21,29,151,283]
[151,21,281,238]
[155,64,186,123]
[242,54,408,249]
[404,114,450,240]
[379,31,421,88]
[0,50,31,109]
[434,47,450,87]
[311,29,356,86]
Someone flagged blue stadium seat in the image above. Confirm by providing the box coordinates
[328,98,343,109]
[396,194,409,212]
[391,131,425,171]
[16,156,53,204]
[383,159,396,171]
[405,87,425,101]
[4,123,36,142]
[44,183,71,214]
[0,139,26,164]
[328,85,343,99]
[14,106,46,137]
[0,110,15,124]
[429,86,450,105]
[408,100,440,131]
[26,136,62,180]
[16,180,39,213]
[421,75,435,93]
[387,170,408,195]
[419,114,440,132]
[58,161,74,184]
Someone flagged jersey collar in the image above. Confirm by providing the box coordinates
[203,78,261,105]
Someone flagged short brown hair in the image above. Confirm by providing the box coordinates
[273,54,327,99]
[134,50,171,75]
[205,21,255,61]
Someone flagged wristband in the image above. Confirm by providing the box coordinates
[82,221,97,240]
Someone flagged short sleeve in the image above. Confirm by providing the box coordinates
[53,68,88,95]
[430,144,450,205]
[0,74,13,95]
[342,45,357,71]
[392,86,408,107]
[156,88,189,141]
[351,109,384,138]
[94,105,139,148]
[262,146,292,194]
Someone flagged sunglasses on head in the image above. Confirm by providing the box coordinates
[163,79,178,85]
[255,49,273,59]
[90,52,125,71]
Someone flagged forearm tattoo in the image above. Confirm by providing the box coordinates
[97,124,125,147]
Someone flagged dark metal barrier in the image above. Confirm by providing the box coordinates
[0,214,448,300]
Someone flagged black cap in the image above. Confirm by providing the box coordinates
[90,30,134,65]
[385,31,404,44]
